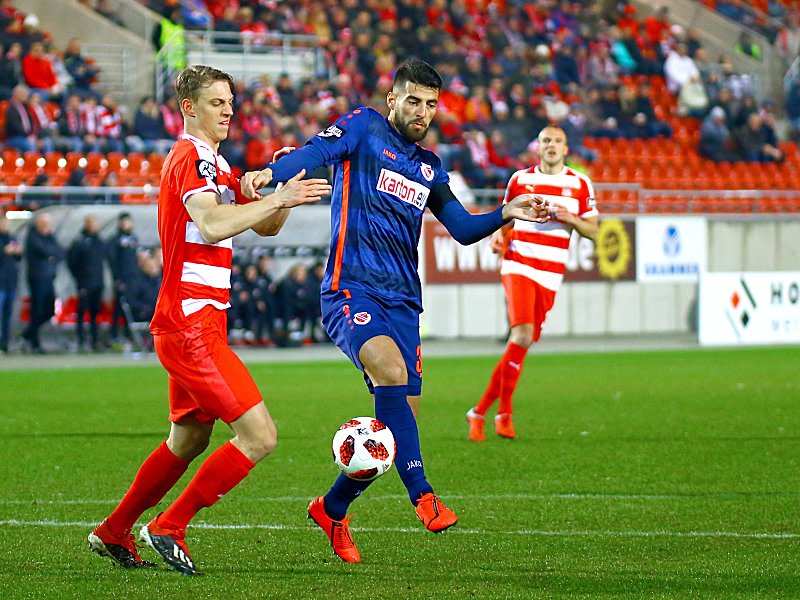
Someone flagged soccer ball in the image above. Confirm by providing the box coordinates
[332,417,396,481]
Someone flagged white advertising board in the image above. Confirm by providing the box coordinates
[636,217,707,282]
[699,271,800,346]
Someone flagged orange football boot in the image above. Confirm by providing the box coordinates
[466,407,486,442]
[307,496,361,563]
[415,493,458,533]
[494,413,516,439]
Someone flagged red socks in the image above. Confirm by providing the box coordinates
[105,441,191,535]
[476,342,528,416]
[156,441,255,531]
[498,342,527,414]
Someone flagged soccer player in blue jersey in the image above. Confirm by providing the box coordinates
[242,60,549,563]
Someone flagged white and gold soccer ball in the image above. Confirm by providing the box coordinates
[332,417,396,481]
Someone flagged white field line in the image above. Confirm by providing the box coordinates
[0,519,797,539]
[1,492,798,506]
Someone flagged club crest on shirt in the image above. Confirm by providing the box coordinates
[420,162,434,182]
[561,188,573,197]
[353,311,371,325]
[195,159,217,180]
[317,124,345,140]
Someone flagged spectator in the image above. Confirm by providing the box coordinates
[21,41,61,100]
[587,43,620,88]
[129,96,174,155]
[559,103,598,162]
[152,7,187,72]
[3,84,37,153]
[128,253,161,323]
[678,74,710,118]
[644,6,672,45]
[23,212,64,353]
[734,30,761,62]
[106,212,139,344]
[664,43,700,95]
[460,128,515,189]
[0,214,22,354]
[242,262,275,345]
[67,214,105,351]
[275,262,313,345]
[159,95,183,138]
[685,27,704,58]
[0,41,22,100]
[699,106,737,162]
[96,94,125,153]
[786,77,800,141]
[733,113,785,162]
[63,37,99,97]
[57,93,97,153]
[776,12,800,66]
[26,91,57,153]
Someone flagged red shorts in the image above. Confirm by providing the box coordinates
[154,306,262,425]
[502,274,557,342]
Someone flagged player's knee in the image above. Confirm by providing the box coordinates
[247,432,277,463]
[240,426,278,463]
[170,433,211,460]
[375,362,407,386]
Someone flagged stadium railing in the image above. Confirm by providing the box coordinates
[155,31,324,102]
[2,185,799,215]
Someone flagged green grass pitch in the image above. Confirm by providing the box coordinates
[0,346,798,599]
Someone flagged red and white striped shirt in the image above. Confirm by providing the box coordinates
[150,134,251,334]
[501,165,598,291]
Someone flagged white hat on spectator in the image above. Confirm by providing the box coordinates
[23,13,40,28]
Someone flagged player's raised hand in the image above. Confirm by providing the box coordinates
[275,169,331,208]
[241,167,273,200]
[502,194,550,223]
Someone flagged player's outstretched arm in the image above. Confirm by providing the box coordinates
[251,169,331,236]
[429,185,550,246]
[187,170,331,243]
[240,146,298,200]
[501,194,550,223]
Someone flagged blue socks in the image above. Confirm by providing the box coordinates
[323,384,433,520]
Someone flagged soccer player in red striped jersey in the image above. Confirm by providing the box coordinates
[467,126,599,441]
[88,65,330,575]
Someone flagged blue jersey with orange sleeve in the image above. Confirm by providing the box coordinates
[270,107,450,309]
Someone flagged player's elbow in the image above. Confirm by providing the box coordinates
[253,221,283,237]
[196,221,225,245]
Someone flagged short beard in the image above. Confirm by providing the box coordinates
[393,116,428,142]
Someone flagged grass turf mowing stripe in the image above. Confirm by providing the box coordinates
[2,519,798,539]
[2,491,800,505]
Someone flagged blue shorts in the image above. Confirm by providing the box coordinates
[321,289,422,395]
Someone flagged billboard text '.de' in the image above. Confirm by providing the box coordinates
[422,217,636,284]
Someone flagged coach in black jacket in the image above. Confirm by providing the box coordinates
[68,215,105,350]
[24,212,64,352]
[106,212,139,343]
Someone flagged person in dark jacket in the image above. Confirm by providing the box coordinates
[0,215,23,353]
[23,212,64,353]
[128,253,161,323]
[67,214,105,350]
[106,212,139,343]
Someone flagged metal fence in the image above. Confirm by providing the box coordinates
[3,184,799,215]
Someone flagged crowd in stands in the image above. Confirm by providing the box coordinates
[2,0,800,196]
